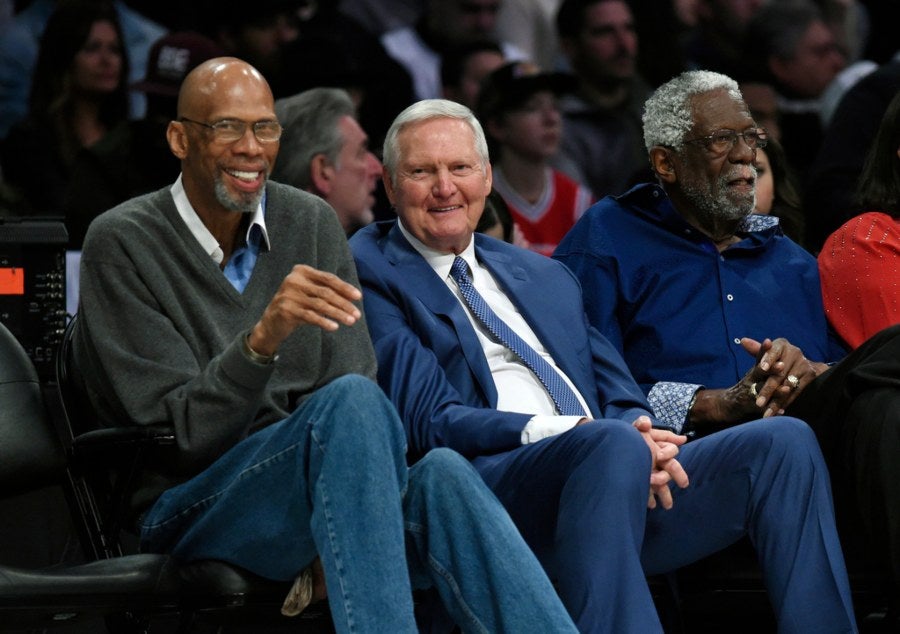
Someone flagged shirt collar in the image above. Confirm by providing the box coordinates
[397,220,476,279]
[171,174,272,265]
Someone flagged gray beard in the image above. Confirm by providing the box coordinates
[215,177,264,214]
[681,171,756,222]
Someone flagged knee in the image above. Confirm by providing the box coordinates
[767,416,817,448]
[742,416,821,464]
[294,374,405,448]
[565,421,652,485]
[410,448,480,492]
[318,373,384,404]
[406,448,491,513]
[584,421,650,464]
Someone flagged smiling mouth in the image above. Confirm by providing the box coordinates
[227,169,262,182]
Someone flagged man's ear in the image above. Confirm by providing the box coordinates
[167,121,188,160]
[310,154,333,196]
[649,146,676,183]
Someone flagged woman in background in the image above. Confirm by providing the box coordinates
[753,135,807,248]
[818,89,900,349]
[0,0,129,215]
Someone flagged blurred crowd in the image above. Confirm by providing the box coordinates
[0,0,897,254]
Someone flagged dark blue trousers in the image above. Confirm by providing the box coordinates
[474,416,856,634]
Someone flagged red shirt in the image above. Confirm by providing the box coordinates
[493,168,594,257]
[818,211,900,348]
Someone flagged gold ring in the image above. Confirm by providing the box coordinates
[787,375,800,388]
[749,382,758,397]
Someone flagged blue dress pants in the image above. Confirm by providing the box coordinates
[473,416,857,634]
[139,375,577,634]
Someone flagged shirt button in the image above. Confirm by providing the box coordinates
[726,294,734,301]
[733,338,741,344]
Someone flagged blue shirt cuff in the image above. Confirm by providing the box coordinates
[647,382,702,434]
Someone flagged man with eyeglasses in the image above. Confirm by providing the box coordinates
[555,69,900,622]
[71,56,580,633]
[351,96,856,632]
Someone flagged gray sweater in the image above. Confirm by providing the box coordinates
[74,181,378,512]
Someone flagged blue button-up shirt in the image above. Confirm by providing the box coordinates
[554,183,847,432]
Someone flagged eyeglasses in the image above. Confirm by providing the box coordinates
[682,128,768,155]
[179,117,282,144]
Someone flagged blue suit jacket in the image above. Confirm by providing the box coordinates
[350,221,655,463]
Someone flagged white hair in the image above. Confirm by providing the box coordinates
[642,70,743,152]
[382,99,490,185]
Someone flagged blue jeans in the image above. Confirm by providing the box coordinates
[140,375,576,634]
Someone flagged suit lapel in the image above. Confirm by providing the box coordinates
[384,226,500,406]
[477,241,594,404]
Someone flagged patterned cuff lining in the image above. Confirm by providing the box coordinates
[647,382,702,435]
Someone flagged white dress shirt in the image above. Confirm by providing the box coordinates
[170,174,270,266]
[399,222,592,444]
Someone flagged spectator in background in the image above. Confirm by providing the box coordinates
[272,87,382,236]
[554,0,652,201]
[191,0,306,97]
[805,57,900,251]
[1,0,129,216]
[753,136,806,247]
[478,61,592,256]
[739,80,782,142]
[63,31,223,249]
[818,89,900,350]
[338,0,421,35]
[381,0,525,101]
[682,0,765,79]
[441,39,506,111]
[743,2,847,186]
[274,2,415,155]
[495,0,563,72]
[0,0,165,136]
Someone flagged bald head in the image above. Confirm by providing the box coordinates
[177,57,274,121]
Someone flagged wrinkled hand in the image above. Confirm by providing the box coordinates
[633,416,689,510]
[249,265,362,356]
[740,337,824,417]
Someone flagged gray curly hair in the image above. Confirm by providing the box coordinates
[642,70,743,152]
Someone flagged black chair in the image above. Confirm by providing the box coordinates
[0,320,182,631]
[0,316,334,632]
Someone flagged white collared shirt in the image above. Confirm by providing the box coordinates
[170,174,271,266]
[398,221,592,444]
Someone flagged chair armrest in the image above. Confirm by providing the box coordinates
[70,424,175,476]
[73,425,176,450]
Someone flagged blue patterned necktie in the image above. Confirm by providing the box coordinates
[450,256,586,417]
